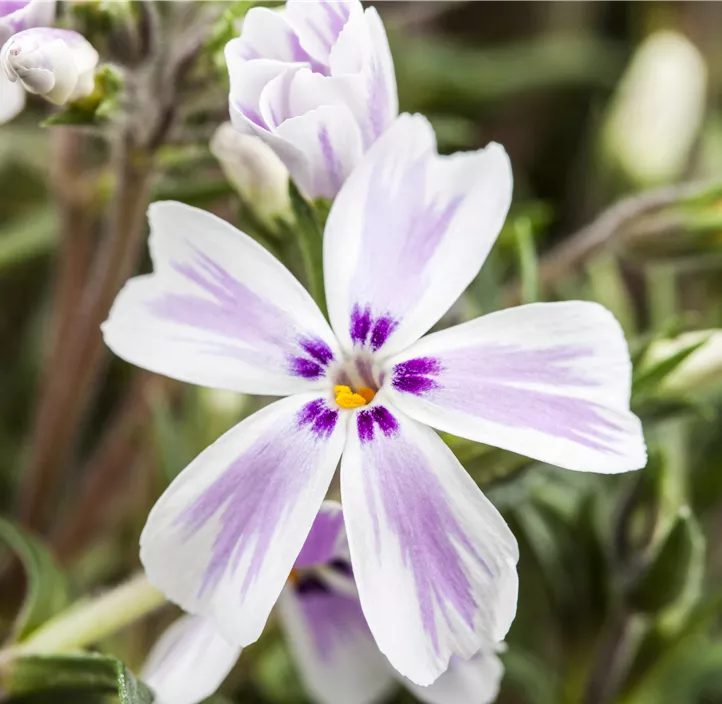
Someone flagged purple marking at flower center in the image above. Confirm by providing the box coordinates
[360,415,489,654]
[356,405,399,444]
[298,399,339,438]
[392,357,442,395]
[349,303,398,352]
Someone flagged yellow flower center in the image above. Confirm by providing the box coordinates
[334,384,376,409]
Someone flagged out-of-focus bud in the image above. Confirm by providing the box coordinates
[1,27,98,106]
[0,67,24,122]
[603,30,707,186]
[0,0,56,46]
[210,122,292,228]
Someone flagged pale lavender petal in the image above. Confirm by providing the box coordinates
[324,114,513,356]
[341,401,518,686]
[386,302,647,473]
[0,0,55,46]
[295,500,347,569]
[143,615,241,704]
[140,393,348,649]
[0,68,24,124]
[103,202,338,396]
[279,583,396,704]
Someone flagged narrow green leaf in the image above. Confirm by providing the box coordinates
[8,653,154,703]
[632,339,707,398]
[0,517,69,641]
[0,208,57,269]
[513,216,539,304]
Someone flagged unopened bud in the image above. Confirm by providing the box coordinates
[210,122,292,229]
[1,27,98,106]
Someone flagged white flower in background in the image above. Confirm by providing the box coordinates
[103,114,646,686]
[603,30,707,185]
[0,0,57,124]
[210,122,292,228]
[225,0,397,200]
[1,27,98,106]
[143,503,505,704]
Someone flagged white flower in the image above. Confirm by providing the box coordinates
[143,503,505,704]
[1,27,98,106]
[603,30,707,185]
[0,68,24,122]
[210,122,292,227]
[103,115,646,686]
[225,0,397,200]
[0,0,56,47]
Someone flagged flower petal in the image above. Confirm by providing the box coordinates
[142,615,240,704]
[279,584,396,704]
[0,70,25,124]
[140,393,348,647]
[294,500,347,569]
[273,103,364,200]
[324,114,512,357]
[385,301,647,473]
[341,401,518,685]
[402,649,504,704]
[102,201,339,396]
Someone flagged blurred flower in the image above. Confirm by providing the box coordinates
[0,0,56,46]
[603,30,707,185]
[210,122,292,228]
[103,115,646,685]
[225,0,397,200]
[143,503,504,704]
[1,27,98,105]
[0,68,24,121]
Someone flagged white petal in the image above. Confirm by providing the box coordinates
[279,585,396,704]
[285,0,359,68]
[102,201,339,396]
[273,103,364,200]
[385,301,647,473]
[340,401,518,686]
[140,393,348,648]
[402,649,504,704]
[323,114,512,357]
[143,615,240,704]
[0,0,56,46]
[0,71,25,124]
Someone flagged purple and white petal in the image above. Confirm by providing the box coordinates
[402,649,504,704]
[140,393,348,648]
[324,114,512,357]
[0,0,56,47]
[279,583,396,704]
[385,301,647,473]
[341,401,518,686]
[143,615,240,704]
[0,68,24,123]
[102,202,339,396]
[295,500,347,570]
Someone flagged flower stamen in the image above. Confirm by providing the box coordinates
[334,384,376,409]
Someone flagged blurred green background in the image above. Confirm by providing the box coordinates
[3,2,722,703]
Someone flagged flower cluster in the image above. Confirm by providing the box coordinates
[102,1,647,701]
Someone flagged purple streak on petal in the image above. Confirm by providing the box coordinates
[350,304,372,346]
[300,338,335,367]
[234,101,269,130]
[356,409,375,444]
[289,357,324,379]
[0,1,29,17]
[393,356,442,396]
[356,404,398,445]
[366,55,389,143]
[295,507,345,568]
[349,303,399,353]
[298,398,339,438]
[361,421,489,654]
[176,401,335,599]
[294,589,367,661]
[369,315,398,352]
[318,124,343,195]
[430,344,623,453]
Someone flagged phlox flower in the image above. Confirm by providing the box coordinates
[226,0,397,200]
[143,503,504,704]
[0,0,56,123]
[102,114,646,685]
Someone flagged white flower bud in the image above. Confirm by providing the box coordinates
[0,67,25,123]
[1,27,98,106]
[210,122,292,227]
[603,30,707,185]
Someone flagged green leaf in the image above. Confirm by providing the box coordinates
[0,517,70,641]
[8,653,154,703]
[0,207,58,269]
[628,507,705,614]
[632,338,707,398]
[513,216,539,304]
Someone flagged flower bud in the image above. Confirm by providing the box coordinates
[0,0,56,47]
[210,122,292,227]
[0,67,24,122]
[1,27,98,106]
[603,30,707,186]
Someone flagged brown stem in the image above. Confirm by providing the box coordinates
[17,133,154,533]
